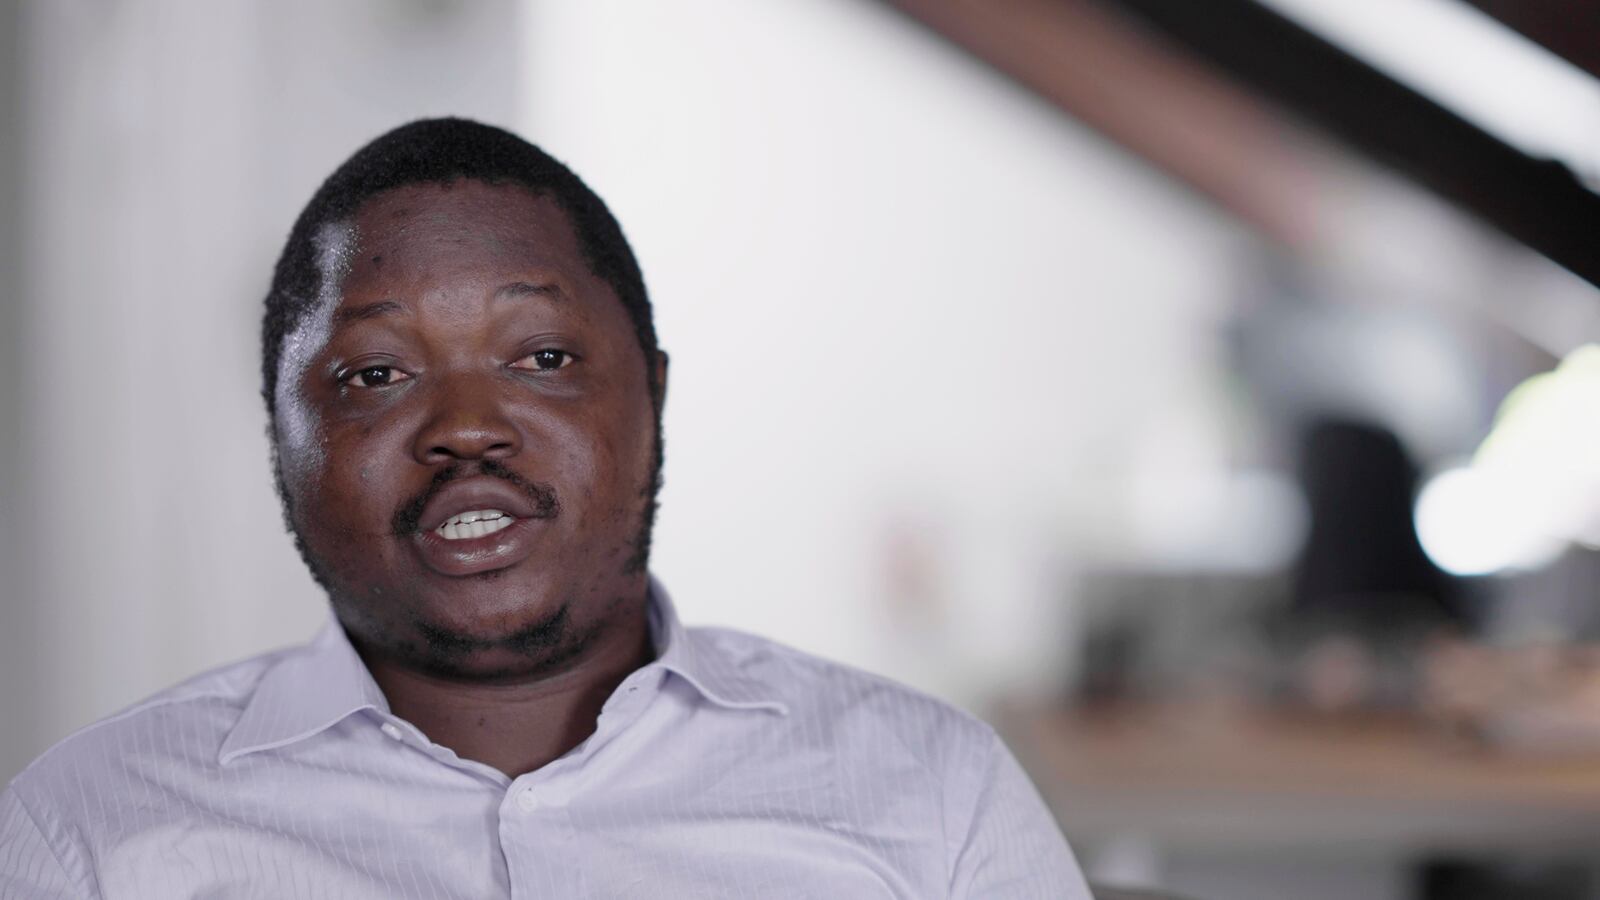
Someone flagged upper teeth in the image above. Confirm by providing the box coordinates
[437,509,513,541]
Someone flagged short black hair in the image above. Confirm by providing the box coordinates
[259,117,657,418]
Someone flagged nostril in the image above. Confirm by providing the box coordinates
[418,434,520,465]
[413,406,522,464]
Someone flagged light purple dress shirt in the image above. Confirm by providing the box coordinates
[1,579,1089,898]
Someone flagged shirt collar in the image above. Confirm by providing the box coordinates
[646,577,789,716]
[218,611,391,765]
[219,575,783,765]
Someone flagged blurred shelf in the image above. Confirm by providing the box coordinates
[997,701,1600,857]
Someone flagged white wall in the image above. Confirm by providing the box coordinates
[523,0,1248,704]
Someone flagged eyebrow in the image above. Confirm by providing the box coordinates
[330,282,564,330]
[333,299,405,327]
[497,281,566,302]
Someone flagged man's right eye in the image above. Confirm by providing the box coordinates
[343,366,412,388]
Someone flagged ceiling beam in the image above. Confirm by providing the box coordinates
[880,0,1320,244]
[1089,0,1600,289]
[881,0,1600,291]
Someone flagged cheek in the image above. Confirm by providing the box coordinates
[593,410,658,509]
[324,426,409,518]
[281,417,407,535]
[548,411,652,514]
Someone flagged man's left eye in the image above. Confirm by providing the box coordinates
[512,350,574,371]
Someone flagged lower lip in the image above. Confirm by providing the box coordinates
[411,517,545,577]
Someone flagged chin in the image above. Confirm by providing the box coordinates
[410,574,567,637]
[395,601,577,679]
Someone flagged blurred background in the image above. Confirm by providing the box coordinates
[4,1,1600,898]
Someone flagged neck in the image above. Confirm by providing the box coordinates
[359,606,655,779]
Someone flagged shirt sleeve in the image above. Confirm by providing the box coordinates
[0,786,91,899]
[947,732,1093,900]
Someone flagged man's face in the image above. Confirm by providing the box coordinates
[273,180,664,681]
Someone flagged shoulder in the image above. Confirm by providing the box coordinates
[8,645,295,800]
[686,626,999,767]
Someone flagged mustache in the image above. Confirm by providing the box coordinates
[390,460,560,536]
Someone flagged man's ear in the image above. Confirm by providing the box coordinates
[652,350,669,413]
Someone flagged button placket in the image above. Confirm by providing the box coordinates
[514,788,538,812]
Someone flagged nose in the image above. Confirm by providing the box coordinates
[411,373,523,465]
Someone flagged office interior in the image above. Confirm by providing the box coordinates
[2,2,1598,898]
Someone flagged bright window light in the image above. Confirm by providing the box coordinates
[1257,0,1600,188]
[1415,465,1561,576]
[1416,345,1600,575]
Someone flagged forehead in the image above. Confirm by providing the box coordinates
[335,180,590,292]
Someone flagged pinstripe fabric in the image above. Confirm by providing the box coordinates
[2,579,1089,899]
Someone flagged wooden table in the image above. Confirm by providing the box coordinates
[996,702,1600,858]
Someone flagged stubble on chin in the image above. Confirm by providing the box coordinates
[405,600,586,681]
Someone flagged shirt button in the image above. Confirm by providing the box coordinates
[515,789,538,812]
[380,722,404,741]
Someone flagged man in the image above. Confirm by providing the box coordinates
[1,118,1090,898]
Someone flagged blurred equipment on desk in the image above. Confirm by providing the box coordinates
[1075,331,1600,748]
[1058,334,1600,900]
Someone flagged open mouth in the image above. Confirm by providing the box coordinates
[403,473,556,577]
[435,509,516,541]
[412,508,544,577]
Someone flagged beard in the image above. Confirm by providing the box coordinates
[269,416,664,681]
